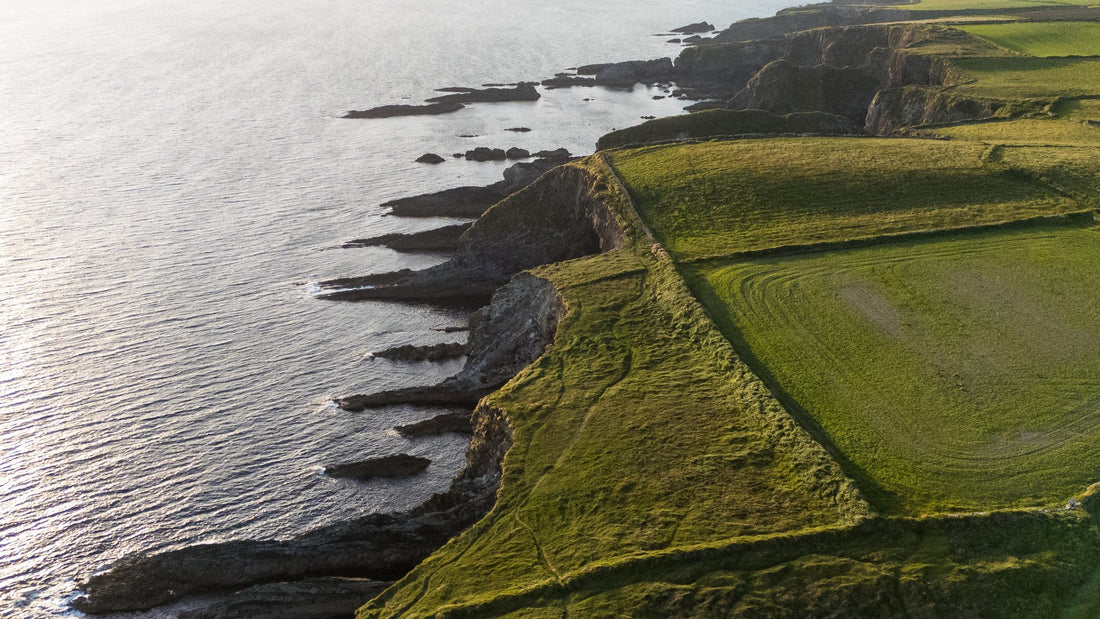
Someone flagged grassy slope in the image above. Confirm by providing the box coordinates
[690,225,1100,514]
[951,56,1100,99]
[959,21,1100,56]
[358,159,869,618]
[605,138,1081,261]
[889,0,1094,11]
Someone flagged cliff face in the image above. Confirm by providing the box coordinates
[319,163,628,305]
[670,24,1008,134]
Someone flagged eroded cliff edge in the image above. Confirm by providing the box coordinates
[73,161,629,615]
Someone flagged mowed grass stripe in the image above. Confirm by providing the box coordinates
[690,226,1100,515]
[958,22,1100,57]
[607,138,1080,262]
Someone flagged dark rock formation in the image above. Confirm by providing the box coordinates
[415,153,446,164]
[576,62,612,75]
[73,400,515,614]
[343,102,464,119]
[342,223,469,252]
[671,21,715,34]
[532,148,571,161]
[396,412,473,437]
[380,158,559,218]
[465,147,507,162]
[730,59,882,122]
[178,577,390,619]
[541,75,597,88]
[668,38,683,44]
[865,86,1040,135]
[425,83,540,104]
[373,342,466,362]
[505,147,530,160]
[324,455,431,481]
[593,58,675,86]
[337,273,565,411]
[505,126,531,132]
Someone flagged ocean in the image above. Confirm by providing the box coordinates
[0,0,790,615]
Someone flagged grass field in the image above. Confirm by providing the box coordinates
[606,138,1081,261]
[936,117,1100,145]
[690,225,1100,514]
[959,21,1100,57]
[952,56,1100,99]
[889,0,1094,11]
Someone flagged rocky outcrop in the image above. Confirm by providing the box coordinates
[73,396,515,614]
[671,24,1013,133]
[671,21,715,35]
[342,223,469,251]
[381,159,559,218]
[541,75,597,88]
[344,102,464,119]
[593,58,675,86]
[319,163,626,305]
[324,455,431,481]
[465,147,507,162]
[425,83,540,104]
[506,147,530,160]
[415,153,446,164]
[177,577,390,619]
[338,273,564,411]
[373,342,466,362]
[396,412,473,437]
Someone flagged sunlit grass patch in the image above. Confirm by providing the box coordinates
[936,117,1100,145]
[952,56,1100,99]
[958,21,1100,57]
[606,138,1079,261]
[691,225,1100,514]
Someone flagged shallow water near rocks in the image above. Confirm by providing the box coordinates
[0,0,791,615]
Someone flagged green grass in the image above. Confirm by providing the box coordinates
[690,225,1100,514]
[952,56,1100,99]
[1057,97,1100,121]
[959,21,1100,57]
[606,138,1081,261]
[888,0,1095,11]
[358,159,869,617]
[936,117,1100,145]
[596,109,857,150]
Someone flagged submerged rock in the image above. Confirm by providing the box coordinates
[324,455,431,481]
[532,147,571,160]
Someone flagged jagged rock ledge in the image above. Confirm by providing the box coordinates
[177,577,390,619]
[396,412,474,437]
[372,341,466,362]
[342,223,470,252]
[324,454,431,481]
[379,158,559,218]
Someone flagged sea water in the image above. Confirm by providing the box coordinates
[0,0,791,615]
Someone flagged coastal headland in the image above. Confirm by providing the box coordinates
[75,0,1100,616]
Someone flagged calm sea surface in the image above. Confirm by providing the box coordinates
[0,1,789,615]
